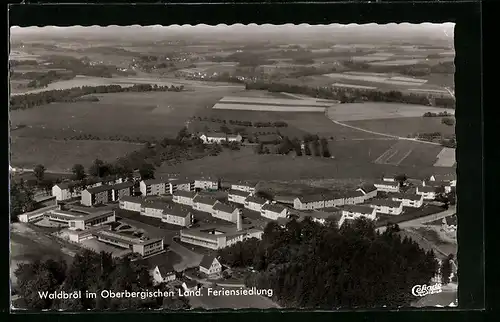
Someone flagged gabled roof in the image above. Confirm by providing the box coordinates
[445,215,457,226]
[157,264,175,276]
[193,195,217,206]
[120,195,142,203]
[425,180,450,187]
[390,193,422,201]
[369,199,402,208]
[343,191,365,198]
[296,194,326,203]
[261,203,287,213]
[228,189,251,198]
[200,132,227,139]
[418,186,437,193]
[184,280,198,288]
[142,178,168,185]
[199,255,217,270]
[245,196,268,205]
[212,202,238,213]
[54,181,81,190]
[164,206,191,218]
[343,205,375,215]
[358,184,377,194]
[86,184,112,194]
[174,190,197,198]
[375,180,400,187]
[111,181,134,190]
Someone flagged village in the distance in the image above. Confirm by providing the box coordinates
[10,24,457,311]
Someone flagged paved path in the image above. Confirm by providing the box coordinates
[376,206,456,233]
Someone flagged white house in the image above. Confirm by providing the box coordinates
[211,202,240,223]
[172,191,197,206]
[429,174,457,187]
[151,265,176,285]
[52,181,84,201]
[293,195,326,210]
[141,202,168,219]
[119,196,142,212]
[339,205,377,227]
[199,133,243,144]
[192,195,218,213]
[416,186,438,200]
[194,178,219,191]
[342,191,366,205]
[368,199,403,215]
[139,179,168,196]
[390,193,424,208]
[374,181,400,193]
[182,280,200,292]
[309,210,342,226]
[199,256,222,276]
[227,189,251,204]
[244,196,269,212]
[442,215,457,232]
[162,207,193,227]
[260,203,289,220]
[230,182,257,194]
[356,184,378,201]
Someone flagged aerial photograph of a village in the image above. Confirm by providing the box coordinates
[9,23,458,311]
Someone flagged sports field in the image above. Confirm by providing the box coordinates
[373,140,442,166]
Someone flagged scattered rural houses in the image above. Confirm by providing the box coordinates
[119,196,143,212]
[260,203,289,220]
[227,189,252,204]
[173,190,197,207]
[192,195,218,213]
[199,132,243,144]
[244,196,270,212]
[211,202,241,223]
[368,199,403,215]
[416,185,438,200]
[339,205,377,227]
[199,255,222,276]
[194,178,220,191]
[374,180,400,193]
[390,193,424,208]
[94,230,164,257]
[356,184,378,200]
[151,264,177,285]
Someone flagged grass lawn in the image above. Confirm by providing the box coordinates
[344,117,455,137]
[10,137,142,172]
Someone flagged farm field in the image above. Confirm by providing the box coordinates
[327,103,455,122]
[213,95,335,112]
[344,116,455,137]
[373,140,443,166]
[324,72,429,86]
[157,145,449,182]
[10,137,142,172]
[433,147,456,167]
[369,59,422,66]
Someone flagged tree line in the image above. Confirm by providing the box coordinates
[13,250,190,310]
[246,81,455,109]
[10,83,185,111]
[218,218,441,308]
[254,134,331,158]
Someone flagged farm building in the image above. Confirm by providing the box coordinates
[367,199,403,215]
[192,195,218,213]
[230,181,258,194]
[339,205,377,227]
[182,280,200,292]
[95,230,164,257]
[390,193,424,208]
[151,264,176,285]
[194,178,220,191]
[416,186,438,200]
[68,211,116,230]
[199,133,243,144]
[374,181,400,193]
[119,196,143,212]
[199,256,222,276]
[162,206,193,227]
[172,190,197,207]
[260,203,289,220]
[81,185,112,206]
[244,196,270,212]
[211,202,241,223]
[356,184,378,200]
[228,189,252,204]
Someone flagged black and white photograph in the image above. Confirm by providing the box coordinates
[9,23,458,311]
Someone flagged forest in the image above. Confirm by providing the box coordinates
[13,250,190,310]
[218,218,439,308]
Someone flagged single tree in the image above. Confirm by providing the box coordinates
[33,164,46,182]
[88,159,105,177]
[71,164,86,181]
[139,163,155,180]
[440,254,454,285]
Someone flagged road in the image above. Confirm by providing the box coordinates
[376,206,456,233]
[10,167,72,175]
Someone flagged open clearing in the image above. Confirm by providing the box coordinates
[326,103,455,121]
[433,147,456,167]
[213,95,334,112]
[10,137,141,171]
[344,117,455,137]
[324,72,428,86]
[369,59,422,66]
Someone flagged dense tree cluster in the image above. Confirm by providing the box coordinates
[218,218,439,308]
[10,83,185,111]
[423,111,452,117]
[10,179,37,222]
[195,116,289,129]
[14,250,190,310]
[254,134,331,158]
[42,55,135,78]
[441,117,455,126]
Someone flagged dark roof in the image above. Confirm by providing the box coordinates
[425,180,450,187]
[174,190,197,198]
[55,181,80,190]
[143,178,168,185]
[165,206,191,218]
[343,205,375,215]
[111,181,134,190]
[358,184,377,194]
[343,191,365,198]
[86,184,112,194]
[245,196,268,205]
[157,264,175,276]
[120,196,142,203]
[228,189,251,197]
[199,255,217,270]
[261,203,287,213]
[193,195,217,205]
[445,215,457,226]
[430,173,456,181]
[375,181,399,187]
[418,186,437,193]
[390,193,422,201]
[296,194,327,203]
[310,211,341,220]
[369,199,402,208]
[142,202,170,211]
[212,202,238,213]
[184,280,198,288]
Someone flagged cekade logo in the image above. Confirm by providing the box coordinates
[411,283,443,297]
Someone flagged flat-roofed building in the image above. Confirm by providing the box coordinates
[17,204,58,223]
[67,225,111,243]
[227,189,251,204]
[119,196,142,212]
[173,191,197,207]
[230,181,257,194]
[368,199,403,215]
[95,230,164,257]
[68,211,116,230]
[260,203,289,220]
[180,226,263,250]
[193,195,218,213]
[390,193,424,208]
[162,206,193,227]
[356,184,378,200]
[212,202,241,223]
